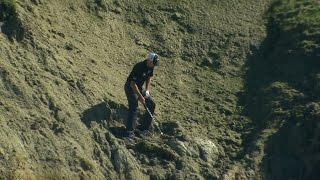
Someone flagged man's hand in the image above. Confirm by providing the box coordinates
[138,95,145,105]
[145,90,150,98]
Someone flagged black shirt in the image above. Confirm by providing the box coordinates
[127,60,154,90]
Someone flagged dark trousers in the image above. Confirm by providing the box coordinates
[124,82,156,131]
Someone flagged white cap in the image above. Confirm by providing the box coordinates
[148,52,159,66]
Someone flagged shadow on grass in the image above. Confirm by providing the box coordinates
[81,100,129,138]
[81,102,111,128]
[0,1,25,42]
[239,2,320,179]
[109,126,127,139]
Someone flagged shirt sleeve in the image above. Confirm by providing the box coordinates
[128,64,140,83]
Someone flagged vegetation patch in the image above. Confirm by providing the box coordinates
[86,0,110,13]
[135,141,179,161]
[242,0,320,179]
[269,0,320,55]
[79,157,95,171]
[0,0,24,41]
[0,0,16,21]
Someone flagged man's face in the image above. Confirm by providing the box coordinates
[147,60,155,68]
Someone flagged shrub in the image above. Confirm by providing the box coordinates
[0,0,17,22]
[0,0,25,41]
[270,0,320,55]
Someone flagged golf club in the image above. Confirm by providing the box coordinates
[144,104,163,135]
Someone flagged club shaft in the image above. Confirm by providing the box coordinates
[144,105,163,134]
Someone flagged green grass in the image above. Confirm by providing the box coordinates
[242,0,320,179]
[270,0,320,54]
[0,0,272,178]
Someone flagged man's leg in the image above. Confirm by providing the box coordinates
[125,85,138,132]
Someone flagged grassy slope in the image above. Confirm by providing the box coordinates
[242,0,320,179]
[0,0,274,179]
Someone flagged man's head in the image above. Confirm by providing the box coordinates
[147,52,159,68]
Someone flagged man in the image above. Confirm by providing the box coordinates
[124,52,159,138]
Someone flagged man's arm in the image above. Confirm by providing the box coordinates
[130,81,145,105]
[145,76,152,92]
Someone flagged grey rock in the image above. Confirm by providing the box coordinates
[143,14,156,26]
[113,7,122,14]
[167,139,188,156]
[111,147,146,180]
[195,138,219,162]
[172,12,183,21]
[106,132,147,180]
[188,146,200,158]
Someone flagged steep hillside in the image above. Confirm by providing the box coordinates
[7,0,320,179]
